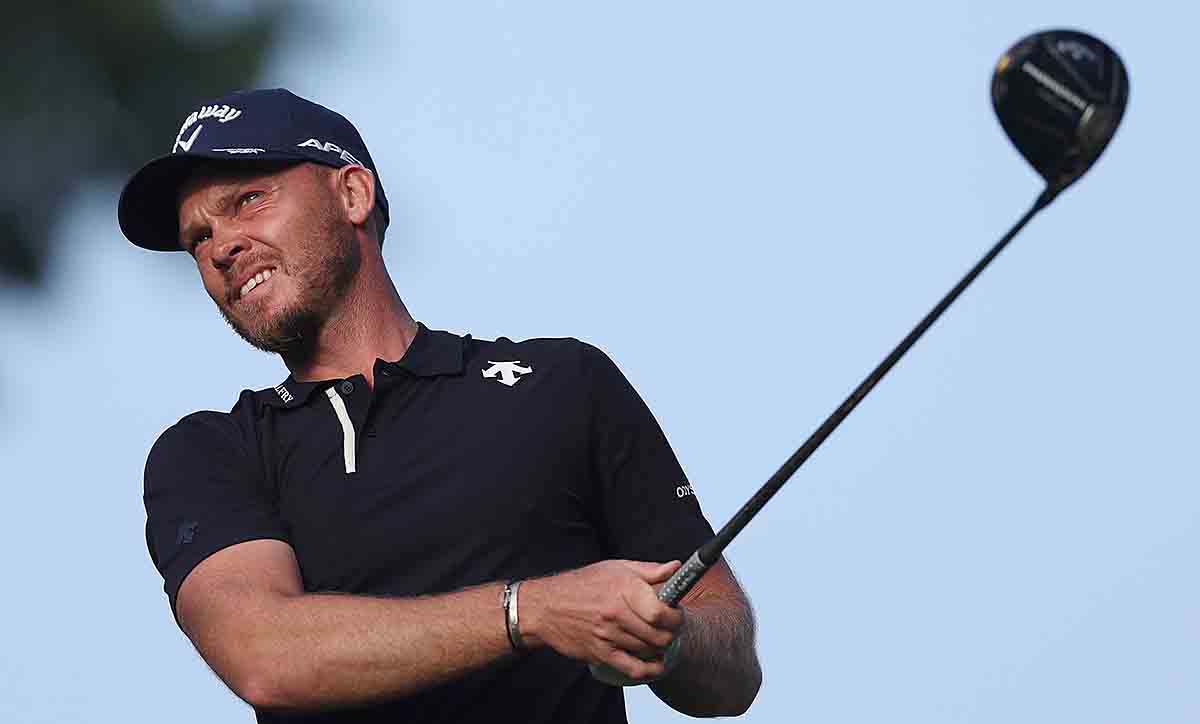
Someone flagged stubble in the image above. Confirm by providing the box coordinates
[218,199,361,364]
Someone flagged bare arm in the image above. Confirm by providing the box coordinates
[177,540,688,712]
[650,558,762,717]
[176,539,514,711]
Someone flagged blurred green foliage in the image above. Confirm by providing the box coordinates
[1,0,286,286]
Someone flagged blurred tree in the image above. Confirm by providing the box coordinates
[1,0,286,286]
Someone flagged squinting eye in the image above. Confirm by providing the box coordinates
[190,231,212,253]
[238,191,261,208]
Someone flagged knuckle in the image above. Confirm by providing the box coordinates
[610,656,637,678]
[638,661,664,680]
[594,641,619,660]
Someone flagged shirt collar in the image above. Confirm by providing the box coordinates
[255,322,469,409]
[392,322,469,377]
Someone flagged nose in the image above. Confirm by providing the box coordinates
[211,229,250,270]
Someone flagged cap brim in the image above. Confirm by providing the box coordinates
[119,154,212,252]
[118,150,312,252]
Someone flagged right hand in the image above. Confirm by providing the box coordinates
[519,559,684,681]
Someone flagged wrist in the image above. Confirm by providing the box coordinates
[510,576,548,649]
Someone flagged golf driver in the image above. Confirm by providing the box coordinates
[592,28,1128,686]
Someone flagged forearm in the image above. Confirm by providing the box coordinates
[651,593,762,717]
[207,583,512,711]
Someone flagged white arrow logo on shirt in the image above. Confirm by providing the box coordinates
[482,361,533,387]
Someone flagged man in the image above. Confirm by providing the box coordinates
[120,88,761,723]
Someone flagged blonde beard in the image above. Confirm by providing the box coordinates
[218,227,361,360]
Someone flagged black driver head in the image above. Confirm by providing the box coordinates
[992,29,1129,193]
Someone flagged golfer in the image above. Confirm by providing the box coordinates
[120,88,761,723]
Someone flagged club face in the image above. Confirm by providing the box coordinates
[992,29,1129,193]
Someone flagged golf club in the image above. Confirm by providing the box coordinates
[592,28,1128,686]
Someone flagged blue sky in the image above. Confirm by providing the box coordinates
[2,2,1196,722]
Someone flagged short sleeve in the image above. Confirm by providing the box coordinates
[143,411,289,621]
[583,343,715,564]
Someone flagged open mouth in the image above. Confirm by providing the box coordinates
[239,267,277,300]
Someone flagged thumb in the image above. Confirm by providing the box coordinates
[624,559,681,583]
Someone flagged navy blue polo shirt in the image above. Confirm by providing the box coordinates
[143,323,715,723]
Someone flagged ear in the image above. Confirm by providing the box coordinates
[333,164,377,228]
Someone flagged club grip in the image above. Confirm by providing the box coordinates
[658,550,709,606]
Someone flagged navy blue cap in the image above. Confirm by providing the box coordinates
[118,88,389,252]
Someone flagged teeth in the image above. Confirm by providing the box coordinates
[239,267,276,299]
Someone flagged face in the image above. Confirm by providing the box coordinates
[177,162,361,358]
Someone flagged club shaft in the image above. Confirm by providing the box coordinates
[659,188,1057,606]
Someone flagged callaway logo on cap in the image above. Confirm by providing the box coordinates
[118,88,389,252]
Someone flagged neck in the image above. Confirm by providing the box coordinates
[283,253,418,387]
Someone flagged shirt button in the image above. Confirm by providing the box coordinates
[339,380,355,395]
